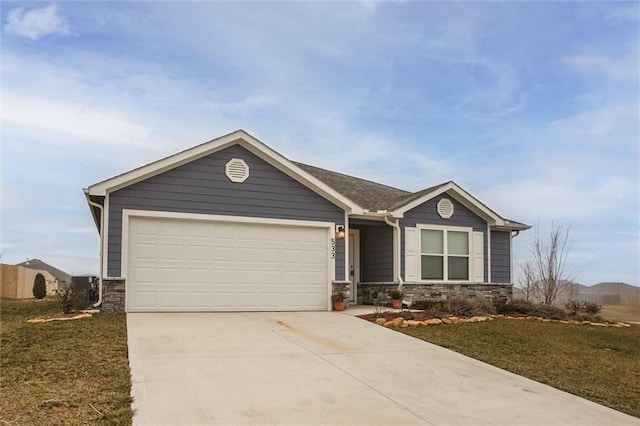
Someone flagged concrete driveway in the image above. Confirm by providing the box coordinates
[127,312,638,425]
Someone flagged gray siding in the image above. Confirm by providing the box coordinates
[400,193,488,282]
[490,231,511,283]
[107,144,345,278]
[351,223,393,282]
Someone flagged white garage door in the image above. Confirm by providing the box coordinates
[126,216,330,312]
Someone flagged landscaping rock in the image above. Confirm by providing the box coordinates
[400,321,409,328]
[382,321,395,328]
[407,320,422,327]
[375,318,387,325]
[616,322,631,328]
[448,316,460,323]
[589,322,607,327]
[441,318,452,324]
[423,318,442,325]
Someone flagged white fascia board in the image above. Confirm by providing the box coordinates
[87,130,247,196]
[391,182,505,225]
[86,129,363,214]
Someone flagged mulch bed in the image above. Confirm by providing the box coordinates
[26,312,92,323]
[359,312,434,322]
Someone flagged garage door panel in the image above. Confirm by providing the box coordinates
[127,216,329,312]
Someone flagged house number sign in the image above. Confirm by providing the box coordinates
[330,238,336,259]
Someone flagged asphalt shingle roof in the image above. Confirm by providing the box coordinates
[294,162,528,229]
[294,162,449,212]
[294,162,411,211]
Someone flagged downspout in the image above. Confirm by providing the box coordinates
[384,215,404,291]
[87,199,104,308]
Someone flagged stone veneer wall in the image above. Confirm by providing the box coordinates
[102,278,126,313]
[359,282,513,306]
[331,281,351,309]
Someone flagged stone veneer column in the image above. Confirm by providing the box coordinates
[101,278,126,313]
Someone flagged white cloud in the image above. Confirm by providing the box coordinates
[3,92,150,147]
[4,4,70,40]
[566,49,639,82]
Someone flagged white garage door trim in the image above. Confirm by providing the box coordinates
[121,209,335,312]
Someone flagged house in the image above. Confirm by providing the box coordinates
[1,259,70,298]
[84,130,529,313]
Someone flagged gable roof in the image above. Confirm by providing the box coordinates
[85,130,528,230]
[85,130,364,215]
[294,163,528,230]
[16,258,72,283]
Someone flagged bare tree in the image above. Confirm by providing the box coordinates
[532,222,575,305]
[517,257,538,302]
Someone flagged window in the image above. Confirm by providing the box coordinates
[420,228,470,281]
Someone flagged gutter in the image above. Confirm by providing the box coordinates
[85,192,104,308]
[383,214,404,291]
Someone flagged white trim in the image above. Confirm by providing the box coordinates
[487,223,491,283]
[121,209,334,228]
[122,209,335,312]
[88,130,363,214]
[391,182,503,225]
[404,227,419,282]
[510,231,514,284]
[472,231,484,282]
[344,211,349,281]
[416,224,474,282]
[102,195,110,277]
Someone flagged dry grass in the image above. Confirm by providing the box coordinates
[601,305,640,323]
[0,298,133,425]
[400,319,640,418]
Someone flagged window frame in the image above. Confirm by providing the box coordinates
[417,224,473,282]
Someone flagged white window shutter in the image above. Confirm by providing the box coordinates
[472,231,484,282]
[405,227,418,281]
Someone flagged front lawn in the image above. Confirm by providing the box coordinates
[0,299,133,425]
[399,319,640,418]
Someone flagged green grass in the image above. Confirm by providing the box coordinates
[400,319,640,418]
[1,299,133,425]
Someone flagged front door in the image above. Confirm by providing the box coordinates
[348,229,360,303]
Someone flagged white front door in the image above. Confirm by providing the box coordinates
[348,229,360,303]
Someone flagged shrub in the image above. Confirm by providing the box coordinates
[495,299,568,320]
[57,286,75,314]
[389,289,403,300]
[32,273,46,299]
[331,291,345,303]
[563,299,602,316]
[410,300,445,311]
[399,310,415,320]
[446,296,496,317]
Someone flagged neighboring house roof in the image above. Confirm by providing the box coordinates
[16,258,71,283]
[85,129,529,230]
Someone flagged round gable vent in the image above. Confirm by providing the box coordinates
[225,158,249,183]
[437,198,454,219]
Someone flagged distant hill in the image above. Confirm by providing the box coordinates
[514,281,639,306]
[586,282,640,295]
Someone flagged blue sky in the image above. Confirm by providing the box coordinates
[2,1,638,285]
